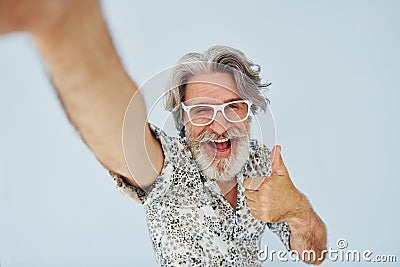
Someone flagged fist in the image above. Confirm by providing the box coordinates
[244,145,307,223]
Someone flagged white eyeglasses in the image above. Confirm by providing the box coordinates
[181,100,252,126]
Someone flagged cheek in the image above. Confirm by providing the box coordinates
[234,120,250,133]
[187,124,207,138]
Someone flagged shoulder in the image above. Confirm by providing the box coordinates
[148,123,189,164]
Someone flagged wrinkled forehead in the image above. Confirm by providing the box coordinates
[184,72,242,105]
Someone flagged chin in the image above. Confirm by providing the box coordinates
[194,136,250,182]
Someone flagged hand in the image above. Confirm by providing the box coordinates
[244,145,309,223]
[245,145,328,265]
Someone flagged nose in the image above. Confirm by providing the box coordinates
[209,110,230,135]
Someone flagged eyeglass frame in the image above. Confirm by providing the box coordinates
[181,99,253,126]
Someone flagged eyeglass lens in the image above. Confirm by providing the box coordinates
[189,102,249,125]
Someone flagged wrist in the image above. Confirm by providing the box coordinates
[285,193,314,228]
[31,0,100,39]
[33,1,103,52]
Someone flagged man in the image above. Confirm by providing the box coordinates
[0,0,327,266]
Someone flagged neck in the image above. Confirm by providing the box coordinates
[216,179,237,196]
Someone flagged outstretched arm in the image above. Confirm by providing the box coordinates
[0,0,163,188]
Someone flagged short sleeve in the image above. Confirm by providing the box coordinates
[267,222,291,251]
[109,123,177,206]
[110,171,147,204]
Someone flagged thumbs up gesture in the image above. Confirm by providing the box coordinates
[244,145,308,224]
[244,145,328,264]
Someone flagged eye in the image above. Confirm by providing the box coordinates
[227,103,240,109]
[194,108,208,113]
[191,106,214,115]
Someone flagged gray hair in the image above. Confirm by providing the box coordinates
[165,45,270,132]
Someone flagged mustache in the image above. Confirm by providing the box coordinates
[191,128,248,144]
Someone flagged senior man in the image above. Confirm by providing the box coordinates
[0,0,327,266]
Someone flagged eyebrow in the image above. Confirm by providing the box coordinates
[185,97,243,105]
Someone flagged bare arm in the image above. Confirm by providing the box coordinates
[244,145,327,265]
[0,0,163,188]
[286,197,327,265]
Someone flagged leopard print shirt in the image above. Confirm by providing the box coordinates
[111,124,291,266]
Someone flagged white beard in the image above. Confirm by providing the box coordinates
[186,128,250,181]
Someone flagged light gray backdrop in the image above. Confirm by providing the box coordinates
[0,0,399,266]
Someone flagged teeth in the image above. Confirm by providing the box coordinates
[212,138,229,143]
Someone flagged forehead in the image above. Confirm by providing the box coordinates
[184,72,241,104]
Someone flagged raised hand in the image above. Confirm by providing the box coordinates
[244,145,327,265]
[244,145,307,223]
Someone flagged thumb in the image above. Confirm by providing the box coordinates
[270,145,286,176]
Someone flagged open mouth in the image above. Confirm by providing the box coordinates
[205,137,233,158]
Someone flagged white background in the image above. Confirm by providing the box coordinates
[0,0,399,266]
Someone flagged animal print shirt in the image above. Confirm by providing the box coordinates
[110,124,291,266]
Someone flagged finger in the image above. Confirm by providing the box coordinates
[270,145,287,176]
[246,198,258,210]
[244,189,258,201]
[243,177,265,190]
[270,145,281,170]
[249,208,260,220]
